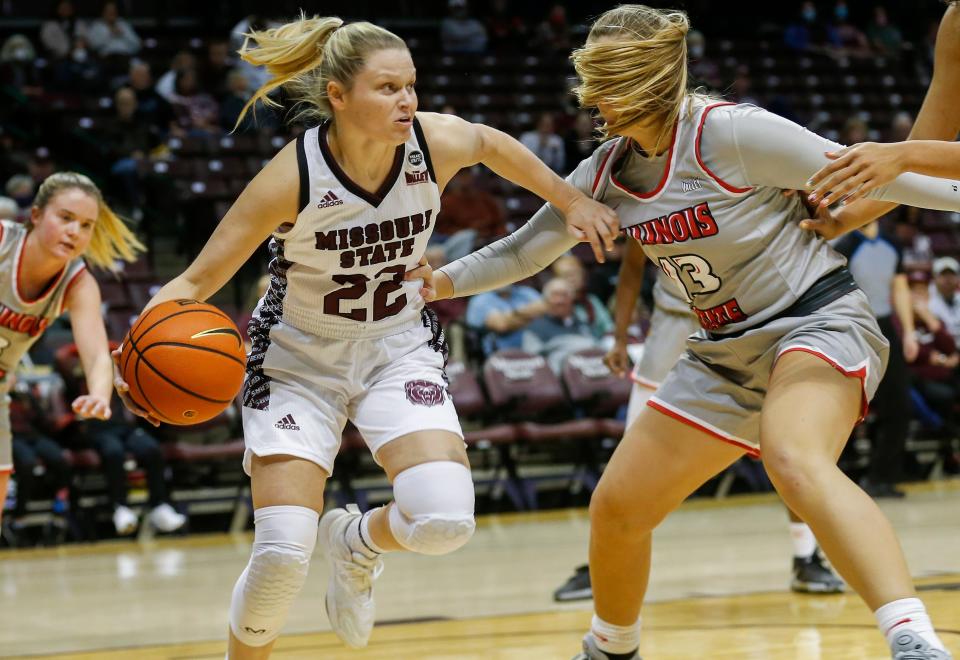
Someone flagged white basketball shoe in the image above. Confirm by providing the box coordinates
[319,504,383,648]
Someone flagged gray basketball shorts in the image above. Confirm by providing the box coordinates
[648,289,888,456]
[0,395,10,473]
[632,305,701,389]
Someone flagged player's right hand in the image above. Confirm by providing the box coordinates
[603,340,631,378]
[798,200,846,241]
[111,346,161,427]
[564,196,620,264]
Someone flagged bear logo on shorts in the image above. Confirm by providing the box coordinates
[405,379,444,406]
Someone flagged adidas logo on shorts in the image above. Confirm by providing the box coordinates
[317,190,344,208]
[274,414,300,431]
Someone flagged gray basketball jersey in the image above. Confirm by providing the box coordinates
[260,117,441,341]
[590,100,845,334]
[0,220,86,384]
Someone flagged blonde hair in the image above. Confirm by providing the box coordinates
[32,172,145,270]
[236,13,407,128]
[572,5,691,139]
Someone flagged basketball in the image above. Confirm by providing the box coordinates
[120,299,247,425]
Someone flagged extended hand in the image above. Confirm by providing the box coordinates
[564,196,620,263]
[807,143,905,207]
[112,346,161,426]
[71,394,111,420]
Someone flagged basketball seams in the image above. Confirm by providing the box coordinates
[140,342,246,367]
[134,343,235,404]
[132,350,177,423]
[132,307,234,344]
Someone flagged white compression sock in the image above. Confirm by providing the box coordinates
[875,598,947,652]
[591,614,641,655]
[345,507,387,557]
[789,522,817,558]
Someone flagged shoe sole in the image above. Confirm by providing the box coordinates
[554,588,593,602]
[791,579,844,593]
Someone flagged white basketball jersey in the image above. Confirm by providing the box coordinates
[0,220,86,384]
[261,117,441,341]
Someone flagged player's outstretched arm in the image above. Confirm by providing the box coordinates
[416,111,619,262]
[144,141,301,310]
[63,271,113,421]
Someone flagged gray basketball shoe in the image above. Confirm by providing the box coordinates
[572,633,641,659]
[891,629,954,659]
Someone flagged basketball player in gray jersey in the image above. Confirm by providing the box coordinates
[411,7,957,659]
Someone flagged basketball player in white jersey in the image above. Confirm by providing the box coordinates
[0,172,143,525]
[411,6,958,659]
[110,14,618,660]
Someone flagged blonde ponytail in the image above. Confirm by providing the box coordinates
[33,171,145,270]
[236,13,407,128]
[572,5,692,139]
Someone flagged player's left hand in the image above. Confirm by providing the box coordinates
[71,394,112,420]
[807,142,905,207]
[903,334,920,363]
[563,196,620,264]
[404,256,452,302]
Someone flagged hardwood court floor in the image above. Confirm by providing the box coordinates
[2,480,958,659]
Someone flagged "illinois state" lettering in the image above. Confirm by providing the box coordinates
[622,202,718,245]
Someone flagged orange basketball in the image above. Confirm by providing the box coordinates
[120,299,247,425]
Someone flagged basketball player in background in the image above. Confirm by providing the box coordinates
[413,6,959,658]
[552,253,844,603]
[0,172,143,525]
[111,14,618,659]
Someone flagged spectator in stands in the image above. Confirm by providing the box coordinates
[77,411,186,535]
[466,282,547,355]
[687,30,721,91]
[832,1,872,59]
[49,33,101,93]
[902,269,959,426]
[436,168,507,240]
[199,40,235,101]
[0,196,17,221]
[169,68,220,138]
[564,111,599,174]
[156,49,196,102]
[867,6,903,58]
[5,173,35,214]
[483,0,527,52]
[520,112,565,173]
[841,116,869,146]
[534,4,571,53]
[523,278,602,373]
[784,1,840,53]
[126,60,174,135]
[0,34,41,93]
[929,256,960,344]
[9,417,72,544]
[103,87,158,211]
[39,0,85,59]
[440,0,488,54]
[85,1,140,58]
[551,255,614,338]
[220,69,255,132]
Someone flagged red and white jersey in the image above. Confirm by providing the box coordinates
[259,117,441,341]
[0,220,86,384]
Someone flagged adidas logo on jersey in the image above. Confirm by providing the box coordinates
[317,191,344,208]
[274,414,300,431]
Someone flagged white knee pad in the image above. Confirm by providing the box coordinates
[229,505,319,647]
[388,461,475,556]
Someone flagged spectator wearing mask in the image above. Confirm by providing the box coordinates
[929,256,960,344]
[867,6,903,57]
[440,0,488,54]
[523,278,602,374]
[520,112,565,173]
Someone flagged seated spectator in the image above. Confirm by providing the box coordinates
[39,0,86,60]
[126,60,175,135]
[0,34,43,94]
[551,255,614,338]
[436,169,507,240]
[77,410,185,535]
[523,278,603,373]
[170,69,220,138]
[466,283,546,355]
[784,1,840,53]
[103,87,160,211]
[0,196,17,221]
[902,269,959,426]
[929,256,960,344]
[534,4,571,53]
[520,112,565,173]
[220,69,258,132]
[199,40,235,101]
[49,33,101,93]
[441,0,488,54]
[156,49,196,103]
[483,0,527,52]
[832,1,872,58]
[564,111,599,174]
[867,6,902,57]
[5,173,35,217]
[85,1,140,58]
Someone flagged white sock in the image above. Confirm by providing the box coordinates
[345,508,387,557]
[789,522,817,558]
[591,614,641,655]
[875,598,946,652]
